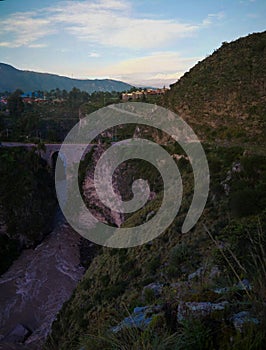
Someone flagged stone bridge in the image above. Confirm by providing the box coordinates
[1,142,96,167]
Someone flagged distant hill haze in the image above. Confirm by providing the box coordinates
[164,31,266,148]
[0,63,132,93]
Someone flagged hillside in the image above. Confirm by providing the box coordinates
[164,31,266,150]
[42,32,266,350]
[46,144,266,350]
[0,63,132,93]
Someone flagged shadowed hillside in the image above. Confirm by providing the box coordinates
[0,63,132,93]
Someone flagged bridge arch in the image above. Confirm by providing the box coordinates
[51,151,67,180]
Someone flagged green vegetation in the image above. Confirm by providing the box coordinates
[0,147,56,274]
[7,89,24,118]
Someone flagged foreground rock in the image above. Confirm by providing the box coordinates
[3,324,31,344]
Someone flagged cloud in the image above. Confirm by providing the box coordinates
[0,42,12,47]
[0,0,202,50]
[0,0,217,86]
[83,51,202,87]
[49,0,199,50]
[202,12,225,26]
[88,52,101,58]
[0,12,54,48]
[28,43,47,48]
[0,1,225,51]
[247,13,259,18]
[240,0,256,3]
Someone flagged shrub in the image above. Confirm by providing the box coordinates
[121,259,136,273]
[166,265,181,279]
[102,280,128,300]
[146,256,161,274]
[100,274,110,287]
[118,249,128,264]
[176,319,214,350]
[169,243,191,266]
[143,288,156,304]
[230,188,260,217]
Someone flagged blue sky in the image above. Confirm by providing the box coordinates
[0,0,265,87]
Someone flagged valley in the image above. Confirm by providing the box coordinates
[0,31,265,350]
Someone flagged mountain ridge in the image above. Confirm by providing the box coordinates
[163,31,266,149]
[0,62,132,93]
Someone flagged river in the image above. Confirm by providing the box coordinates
[0,207,86,350]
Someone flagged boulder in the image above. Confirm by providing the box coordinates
[145,211,155,222]
[3,324,31,344]
[177,301,228,322]
[142,282,163,299]
[213,279,251,294]
[231,311,259,332]
[112,305,162,333]
[236,279,251,291]
[209,266,220,279]
[232,162,241,173]
[188,267,204,281]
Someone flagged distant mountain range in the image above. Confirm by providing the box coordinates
[0,63,132,93]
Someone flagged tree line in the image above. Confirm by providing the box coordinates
[0,88,122,142]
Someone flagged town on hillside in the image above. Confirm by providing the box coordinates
[121,87,169,101]
[0,87,169,106]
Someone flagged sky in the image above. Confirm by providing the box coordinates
[0,0,265,87]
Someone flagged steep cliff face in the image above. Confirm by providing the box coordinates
[82,145,124,228]
[164,31,266,147]
[0,147,57,274]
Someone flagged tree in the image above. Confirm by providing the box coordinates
[68,87,89,110]
[0,114,5,135]
[62,89,68,100]
[7,89,24,118]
